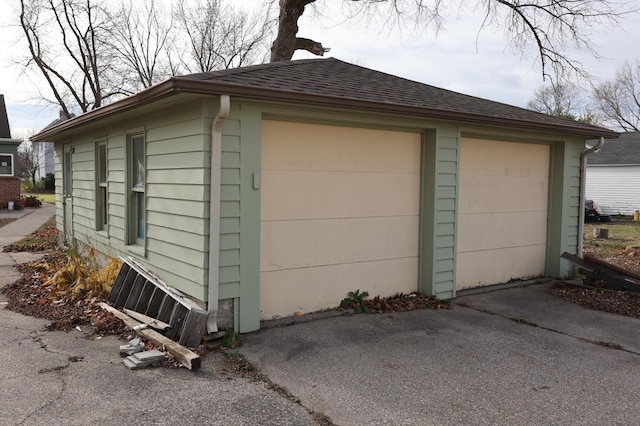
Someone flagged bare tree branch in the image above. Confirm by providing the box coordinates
[17,0,121,114]
[175,0,272,73]
[592,60,640,131]
[108,0,174,89]
[271,0,633,80]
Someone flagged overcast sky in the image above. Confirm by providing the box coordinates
[1,0,639,139]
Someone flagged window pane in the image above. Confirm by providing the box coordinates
[137,192,145,239]
[64,151,72,196]
[132,136,144,189]
[100,187,108,228]
[98,144,107,184]
[0,154,12,175]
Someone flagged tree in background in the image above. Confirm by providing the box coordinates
[527,82,597,124]
[15,0,274,115]
[17,140,44,187]
[174,0,272,73]
[528,82,582,118]
[592,60,640,131]
[108,1,175,90]
[18,0,119,118]
[271,0,631,80]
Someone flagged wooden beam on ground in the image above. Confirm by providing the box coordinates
[97,302,201,370]
[584,254,640,281]
[123,308,171,331]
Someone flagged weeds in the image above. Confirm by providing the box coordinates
[223,351,301,403]
[340,289,371,314]
[46,246,120,301]
[222,328,241,349]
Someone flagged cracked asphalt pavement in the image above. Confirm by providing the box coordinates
[240,283,640,425]
[0,300,315,426]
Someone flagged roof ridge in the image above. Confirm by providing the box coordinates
[178,57,340,80]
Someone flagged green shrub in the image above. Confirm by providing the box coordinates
[43,173,55,190]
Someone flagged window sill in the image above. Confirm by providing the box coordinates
[125,244,146,258]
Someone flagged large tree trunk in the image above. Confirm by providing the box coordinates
[270,0,329,62]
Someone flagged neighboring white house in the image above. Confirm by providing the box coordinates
[34,110,72,182]
[35,141,55,181]
[586,132,640,216]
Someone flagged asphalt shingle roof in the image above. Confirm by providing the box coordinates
[179,58,615,137]
[34,57,618,141]
[588,132,640,165]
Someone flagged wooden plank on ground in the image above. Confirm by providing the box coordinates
[584,254,640,282]
[97,302,201,370]
[123,308,171,331]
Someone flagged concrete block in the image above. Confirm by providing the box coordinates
[119,338,145,356]
[122,358,142,370]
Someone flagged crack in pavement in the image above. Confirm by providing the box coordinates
[456,302,640,356]
[12,331,78,425]
[17,370,67,426]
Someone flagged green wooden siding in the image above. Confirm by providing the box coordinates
[51,99,212,302]
[546,138,584,277]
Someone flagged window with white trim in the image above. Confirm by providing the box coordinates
[0,153,14,176]
[96,141,108,231]
[128,134,145,245]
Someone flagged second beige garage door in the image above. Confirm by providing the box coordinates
[457,138,550,290]
[260,120,421,319]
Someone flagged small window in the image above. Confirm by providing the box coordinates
[96,141,108,231]
[128,134,145,245]
[0,154,14,176]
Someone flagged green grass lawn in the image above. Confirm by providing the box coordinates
[583,216,640,258]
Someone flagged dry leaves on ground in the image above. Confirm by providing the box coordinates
[3,217,59,252]
[1,250,128,335]
[0,218,17,229]
[549,282,640,319]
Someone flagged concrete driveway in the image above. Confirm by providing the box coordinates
[239,283,640,425]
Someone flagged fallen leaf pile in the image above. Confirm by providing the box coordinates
[2,250,126,335]
[549,282,640,318]
[340,292,451,314]
[3,218,59,252]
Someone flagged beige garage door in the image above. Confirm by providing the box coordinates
[456,138,550,290]
[260,120,421,319]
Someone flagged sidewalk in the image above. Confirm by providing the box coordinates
[0,203,56,246]
[0,203,56,288]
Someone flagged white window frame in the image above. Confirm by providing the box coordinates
[0,153,14,176]
[127,133,146,247]
[95,140,108,232]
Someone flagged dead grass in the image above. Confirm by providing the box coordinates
[583,216,640,258]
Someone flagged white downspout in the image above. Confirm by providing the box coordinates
[577,136,605,257]
[207,95,230,333]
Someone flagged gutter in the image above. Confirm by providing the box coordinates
[206,94,230,333]
[577,137,605,257]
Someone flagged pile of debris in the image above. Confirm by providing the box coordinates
[120,338,167,370]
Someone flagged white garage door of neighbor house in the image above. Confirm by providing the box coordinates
[260,120,421,319]
[456,138,550,290]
